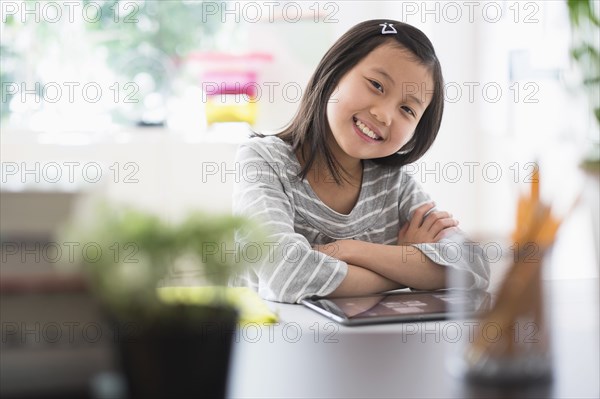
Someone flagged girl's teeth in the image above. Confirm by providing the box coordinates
[354,119,380,140]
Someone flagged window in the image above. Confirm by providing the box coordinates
[1,0,234,132]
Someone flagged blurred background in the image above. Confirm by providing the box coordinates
[1,1,599,396]
[2,0,598,274]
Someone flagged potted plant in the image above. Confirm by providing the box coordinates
[567,0,600,167]
[65,204,264,399]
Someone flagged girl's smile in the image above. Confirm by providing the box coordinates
[353,116,383,141]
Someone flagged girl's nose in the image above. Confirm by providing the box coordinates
[370,104,392,127]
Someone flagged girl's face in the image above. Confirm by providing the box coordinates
[326,42,434,162]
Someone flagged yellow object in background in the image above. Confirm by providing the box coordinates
[158,286,278,325]
[205,97,258,126]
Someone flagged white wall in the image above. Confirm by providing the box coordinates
[0,128,245,222]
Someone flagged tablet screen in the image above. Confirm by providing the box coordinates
[301,290,490,325]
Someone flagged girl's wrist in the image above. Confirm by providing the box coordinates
[313,241,348,261]
[338,239,362,264]
[314,239,365,264]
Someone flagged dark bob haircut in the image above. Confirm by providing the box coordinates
[252,19,444,185]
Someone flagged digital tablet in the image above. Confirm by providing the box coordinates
[301,290,491,326]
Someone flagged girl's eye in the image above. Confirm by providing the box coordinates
[401,106,416,117]
[369,79,383,93]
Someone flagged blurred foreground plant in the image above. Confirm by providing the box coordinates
[64,204,265,322]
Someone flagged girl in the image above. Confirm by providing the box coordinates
[230,19,490,304]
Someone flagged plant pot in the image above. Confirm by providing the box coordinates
[113,305,238,399]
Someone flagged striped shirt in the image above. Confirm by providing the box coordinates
[230,135,490,303]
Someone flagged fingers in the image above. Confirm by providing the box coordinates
[428,217,459,242]
[433,226,460,242]
[410,202,435,229]
[421,210,452,231]
[406,202,460,243]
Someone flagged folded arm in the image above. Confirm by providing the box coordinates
[327,263,406,298]
[318,202,480,295]
[317,240,447,294]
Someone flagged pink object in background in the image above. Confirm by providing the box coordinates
[187,52,273,126]
[201,71,258,97]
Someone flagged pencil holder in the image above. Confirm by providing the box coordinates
[460,252,553,384]
[450,168,563,385]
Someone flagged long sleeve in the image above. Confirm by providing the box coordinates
[397,171,490,290]
[229,143,348,303]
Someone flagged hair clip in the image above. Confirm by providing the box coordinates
[379,23,397,35]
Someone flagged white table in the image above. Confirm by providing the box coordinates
[227,278,599,398]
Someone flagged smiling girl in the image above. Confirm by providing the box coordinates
[230,20,490,303]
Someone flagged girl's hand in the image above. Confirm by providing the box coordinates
[397,202,459,245]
